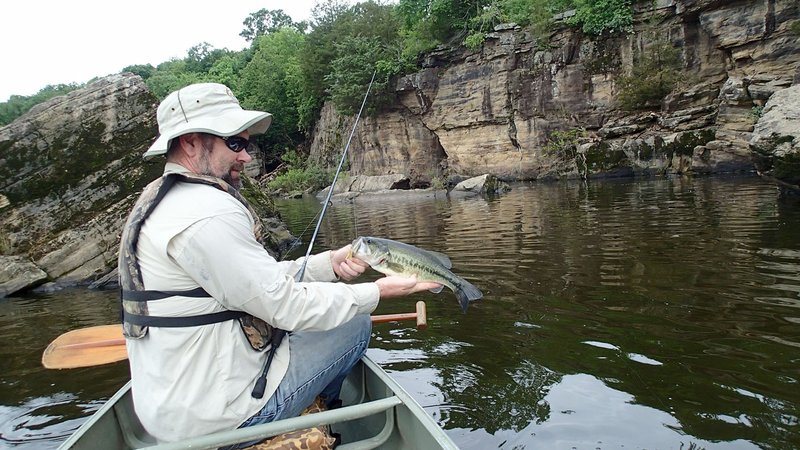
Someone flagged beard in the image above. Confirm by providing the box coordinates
[221,172,241,190]
[199,145,242,190]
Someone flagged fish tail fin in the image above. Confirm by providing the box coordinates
[455,279,483,313]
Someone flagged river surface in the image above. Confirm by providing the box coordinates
[1,175,799,449]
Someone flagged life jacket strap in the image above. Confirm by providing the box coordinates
[122,287,211,302]
[123,310,248,327]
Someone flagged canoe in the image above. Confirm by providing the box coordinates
[58,355,459,449]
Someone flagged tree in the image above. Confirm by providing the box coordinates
[144,60,204,99]
[302,0,405,121]
[239,28,309,156]
[0,84,80,126]
[121,64,156,80]
[570,0,633,35]
[240,9,305,42]
[185,42,231,73]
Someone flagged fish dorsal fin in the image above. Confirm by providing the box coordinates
[422,249,452,269]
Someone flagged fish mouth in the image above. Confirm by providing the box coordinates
[347,237,363,260]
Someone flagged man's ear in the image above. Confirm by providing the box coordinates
[177,133,204,157]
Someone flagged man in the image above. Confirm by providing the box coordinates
[118,83,438,445]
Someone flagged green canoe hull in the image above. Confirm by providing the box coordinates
[58,356,458,450]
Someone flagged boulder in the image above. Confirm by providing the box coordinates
[319,174,411,198]
[750,85,800,191]
[452,174,509,195]
[0,255,48,297]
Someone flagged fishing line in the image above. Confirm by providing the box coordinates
[352,197,359,239]
[278,208,323,262]
[295,69,376,281]
[252,69,377,399]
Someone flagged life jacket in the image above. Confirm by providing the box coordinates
[118,172,273,352]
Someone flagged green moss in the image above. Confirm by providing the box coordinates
[663,130,715,158]
[240,174,277,217]
[790,20,800,36]
[584,142,629,172]
[583,39,621,75]
[774,153,800,184]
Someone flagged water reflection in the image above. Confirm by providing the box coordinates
[3,175,799,449]
[0,290,128,449]
[278,176,800,449]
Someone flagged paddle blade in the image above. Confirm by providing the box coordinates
[42,324,128,369]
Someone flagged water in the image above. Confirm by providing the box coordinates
[2,175,799,449]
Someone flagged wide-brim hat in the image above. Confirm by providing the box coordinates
[144,83,272,159]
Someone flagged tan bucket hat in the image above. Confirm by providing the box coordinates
[144,83,272,159]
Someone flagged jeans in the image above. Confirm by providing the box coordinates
[228,314,371,449]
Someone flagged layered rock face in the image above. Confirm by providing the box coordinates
[0,73,162,291]
[310,0,800,188]
[0,74,290,295]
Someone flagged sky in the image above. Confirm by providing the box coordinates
[0,1,322,102]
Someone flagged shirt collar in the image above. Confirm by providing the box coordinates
[164,162,191,175]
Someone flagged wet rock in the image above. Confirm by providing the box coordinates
[0,255,48,297]
[750,85,800,191]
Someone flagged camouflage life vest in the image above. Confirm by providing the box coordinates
[118,172,273,352]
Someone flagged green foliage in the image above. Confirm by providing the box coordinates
[239,28,309,152]
[397,0,482,44]
[122,64,156,80]
[499,0,554,39]
[268,150,333,193]
[569,0,632,35]
[465,33,486,50]
[302,1,405,118]
[429,173,446,190]
[240,9,306,42]
[543,128,586,157]
[206,53,250,90]
[300,0,354,108]
[326,36,407,114]
[790,20,800,36]
[143,60,205,99]
[0,84,82,126]
[749,105,764,121]
[397,0,560,54]
[617,31,682,111]
[185,42,232,73]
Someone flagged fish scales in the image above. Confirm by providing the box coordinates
[350,236,483,312]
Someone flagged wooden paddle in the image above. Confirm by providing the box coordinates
[42,301,428,369]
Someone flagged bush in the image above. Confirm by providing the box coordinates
[543,128,586,157]
[617,33,682,110]
[268,150,333,193]
[570,0,633,36]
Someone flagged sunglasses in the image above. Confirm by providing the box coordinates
[219,135,250,152]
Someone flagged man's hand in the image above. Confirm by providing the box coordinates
[375,275,442,299]
[331,244,369,281]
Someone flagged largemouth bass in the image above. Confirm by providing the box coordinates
[350,236,483,312]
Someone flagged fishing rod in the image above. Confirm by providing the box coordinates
[252,69,377,399]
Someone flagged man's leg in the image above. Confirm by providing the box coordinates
[243,314,371,425]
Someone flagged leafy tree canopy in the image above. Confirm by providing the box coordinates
[0,83,81,126]
[240,9,307,42]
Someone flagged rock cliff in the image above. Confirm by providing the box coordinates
[0,73,289,296]
[309,0,800,189]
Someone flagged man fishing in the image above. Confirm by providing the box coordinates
[117,82,440,447]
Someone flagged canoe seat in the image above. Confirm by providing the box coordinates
[242,397,337,450]
[113,392,338,450]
